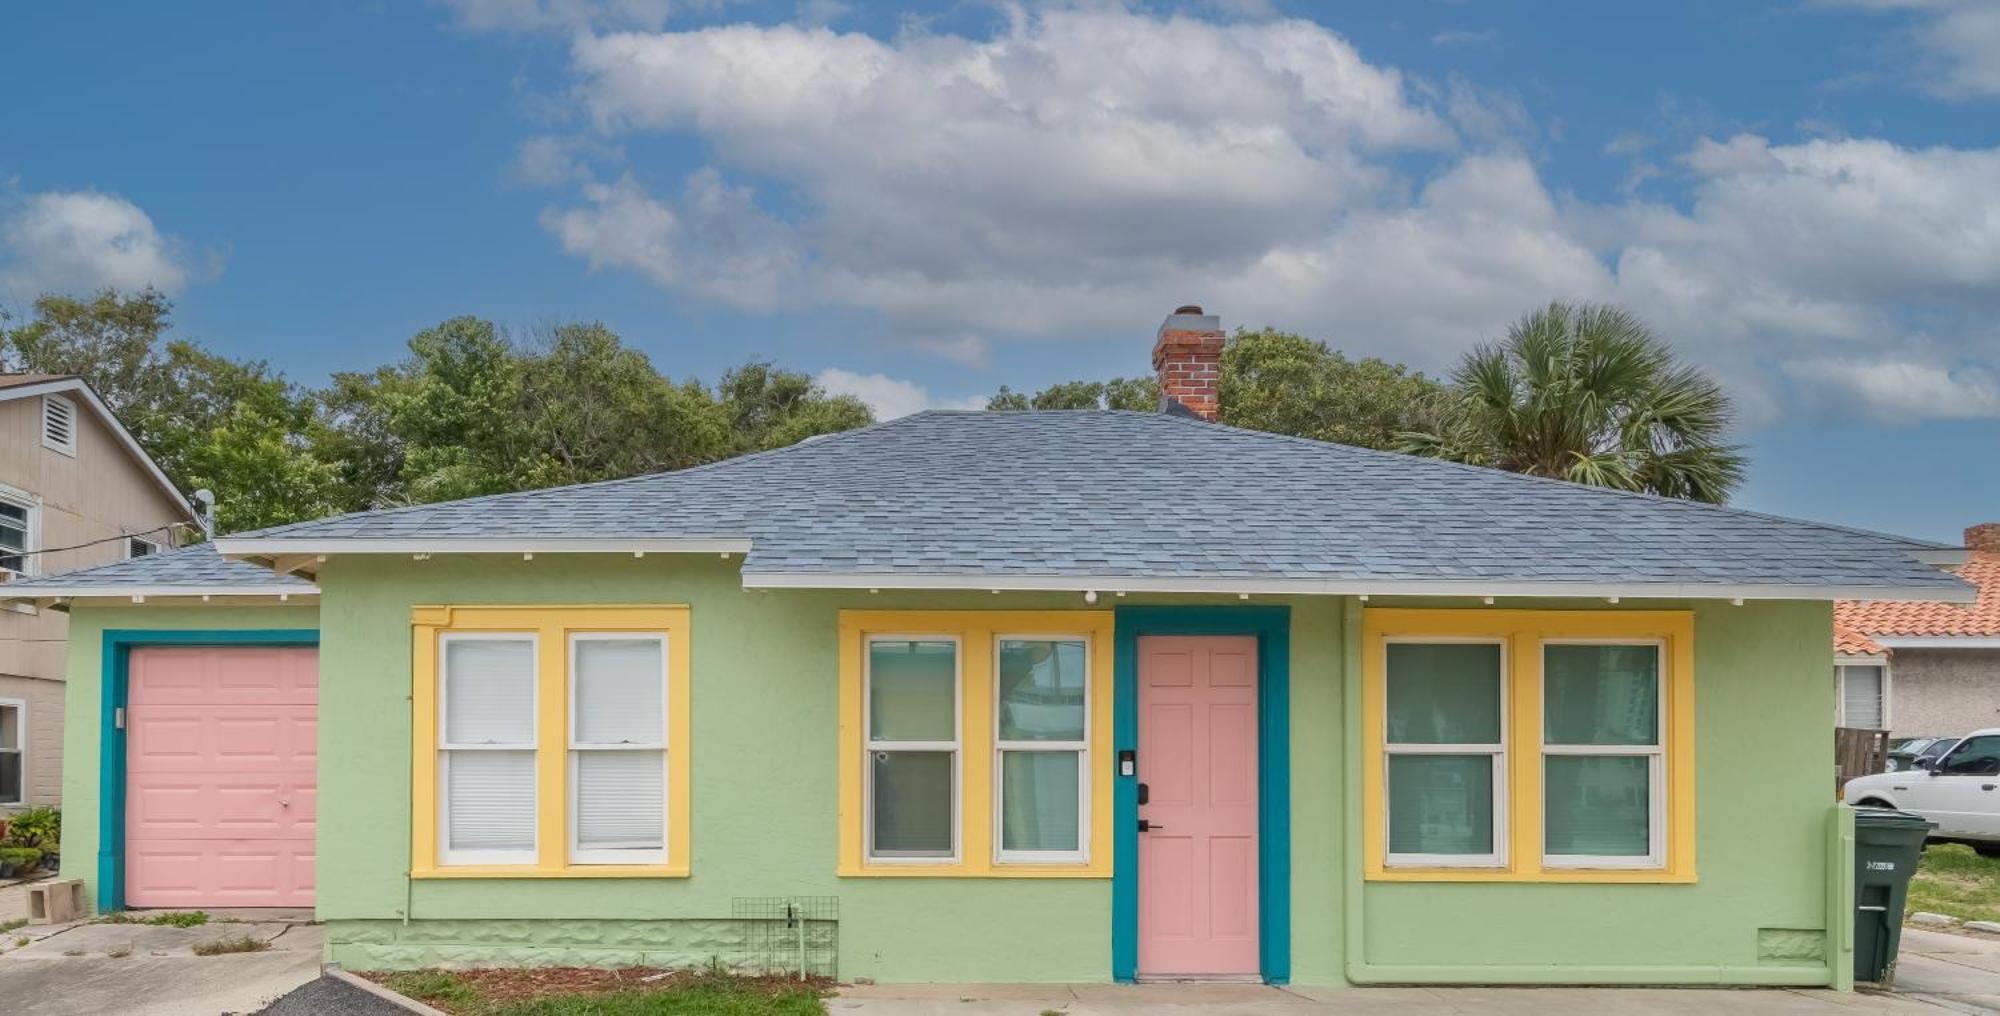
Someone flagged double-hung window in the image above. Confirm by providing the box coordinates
[1542,642,1664,868]
[570,635,669,865]
[841,611,1112,877]
[996,638,1089,862]
[438,635,539,865]
[1366,610,1694,883]
[0,495,33,576]
[864,638,961,861]
[414,606,690,877]
[1382,641,1506,866]
[0,700,24,806]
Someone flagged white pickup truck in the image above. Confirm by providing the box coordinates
[1844,729,2000,855]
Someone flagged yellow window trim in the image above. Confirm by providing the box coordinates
[1362,609,1696,884]
[411,604,693,879]
[837,610,1115,878]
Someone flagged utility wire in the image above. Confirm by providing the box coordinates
[0,522,188,559]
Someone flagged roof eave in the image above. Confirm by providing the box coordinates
[0,586,317,604]
[214,537,753,558]
[739,571,1979,603]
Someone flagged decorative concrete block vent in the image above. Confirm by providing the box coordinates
[27,879,84,924]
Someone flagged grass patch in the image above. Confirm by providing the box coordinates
[386,971,482,1010]
[0,918,26,933]
[368,967,828,1016]
[191,934,271,956]
[1909,843,2000,924]
[99,910,209,928]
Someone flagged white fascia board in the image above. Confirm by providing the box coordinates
[214,537,753,557]
[1873,636,2000,649]
[0,378,199,522]
[738,571,1980,603]
[0,586,317,601]
[1835,653,1891,666]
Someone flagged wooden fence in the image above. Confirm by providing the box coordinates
[1835,727,1890,792]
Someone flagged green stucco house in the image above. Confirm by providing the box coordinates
[6,310,1975,988]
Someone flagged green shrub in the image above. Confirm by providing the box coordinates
[2,807,58,850]
[0,846,41,872]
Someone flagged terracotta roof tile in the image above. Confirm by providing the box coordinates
[1836,551,2000,639]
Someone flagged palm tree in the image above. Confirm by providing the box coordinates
[1398,302,1746,503]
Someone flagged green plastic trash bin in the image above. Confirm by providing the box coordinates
[1853,807,1934,984]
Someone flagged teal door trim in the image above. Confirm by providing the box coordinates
[1113,605,1291,984]
[97,629,320,912]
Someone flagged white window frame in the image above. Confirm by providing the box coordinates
[40,394,76,457]
[0,486,40,579]
[1540,638,1667,871]
[1382,637,1509,869]
[862,634,962,865]
[0,698,26,807]
[437,632,540,867]
[566,632,671,866]
[992,633,1092,865]
[1835,656,1892,731]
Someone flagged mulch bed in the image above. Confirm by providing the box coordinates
[362,967,832,1008]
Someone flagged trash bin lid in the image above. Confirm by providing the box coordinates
[1853,805,1934,829]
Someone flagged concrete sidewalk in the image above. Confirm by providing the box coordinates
[831,974,1982,1014]
[1891,927,2000,1011]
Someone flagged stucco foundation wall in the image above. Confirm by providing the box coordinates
[56,603,321,912]
[1888,649,2000,738]
[315,555,1350,983]
[0,672,66,808]
[1352,600,1838,983]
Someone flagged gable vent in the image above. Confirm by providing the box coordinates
[41,393,77,456]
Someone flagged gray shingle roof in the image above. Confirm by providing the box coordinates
[222,411,1966,599]
[1,543,314,596]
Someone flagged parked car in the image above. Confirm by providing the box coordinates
[1845,729,2000,854]
[1887,736,1961,773]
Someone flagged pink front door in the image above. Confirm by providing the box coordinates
[1137,635,1259,977]
[125,646,318,908]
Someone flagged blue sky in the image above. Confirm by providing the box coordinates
[2,1,1995,544]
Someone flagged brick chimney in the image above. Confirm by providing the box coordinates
[1968,523,2000,553]
[1153,305,1224,421]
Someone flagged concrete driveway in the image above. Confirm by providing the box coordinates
[0,883,322,1016]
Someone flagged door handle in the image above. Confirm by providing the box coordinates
[1138,819,1165,832]
[1982,785,1996,792]
[278,799,291,807]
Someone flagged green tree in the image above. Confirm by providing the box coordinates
[1219,329,1443,448]
[987,377,1160,411]
[2,289,343,533]
[715,361,874,453]
[1397,302,1746,502]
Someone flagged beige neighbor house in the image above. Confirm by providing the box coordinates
[0,374,202,810]
[1835,523,2000,737]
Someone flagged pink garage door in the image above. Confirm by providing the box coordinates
[1137,635,1260,977]
[126,646,317,908]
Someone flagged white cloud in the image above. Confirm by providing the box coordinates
[814,367,984,419]
[1786,358,2000,420]
[539,169,801,310]
[523,8,2000,423]
[1824,0,2000,98]
[1,190,194,299]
